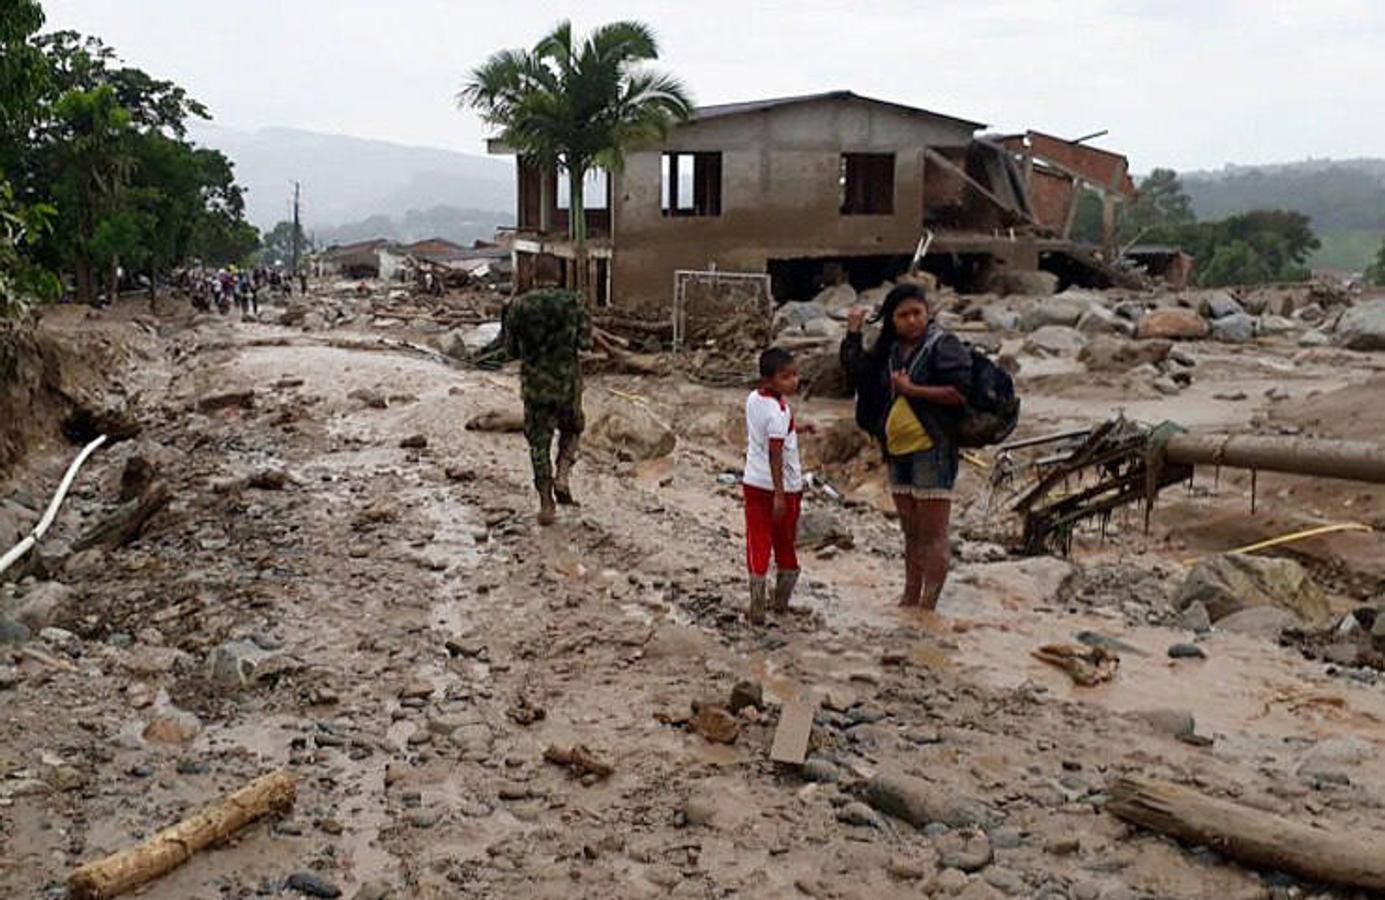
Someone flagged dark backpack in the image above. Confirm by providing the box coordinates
[955,344,1020,448]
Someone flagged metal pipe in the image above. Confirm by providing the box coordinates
[0,434,108,578]
[998,427,1094,452]
[1164,434,1385,485]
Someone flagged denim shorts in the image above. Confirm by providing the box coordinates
[887,446,959,500]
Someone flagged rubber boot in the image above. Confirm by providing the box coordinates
[553,441,579,506]
[537,486,557,526]
[771,569,800,613]
[747,576,768,625]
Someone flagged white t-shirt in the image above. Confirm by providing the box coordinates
[743,390,803,493]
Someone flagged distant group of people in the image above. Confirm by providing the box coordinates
[497,280,973,623]
[186,265,295,316]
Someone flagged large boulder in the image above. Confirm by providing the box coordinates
[866,771,996,830]
[1198,290,1245,320]
[1079,336,1173,372]
[1174,553,1330,625]
[591,406,676,461]
[1136,307,1210,340]
[1075,305,1132,336]
[1019,295,1095,332]
[981,305,1021,332]
[1210,312,1256,344]
[1335,299,1385,351]
[1023,325,1086,357]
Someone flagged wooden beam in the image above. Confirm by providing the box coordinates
[1108,776,1385,892]
[923,148,1041,227]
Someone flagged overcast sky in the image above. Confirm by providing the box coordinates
[43,0,1385,172]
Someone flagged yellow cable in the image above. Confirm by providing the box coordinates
[1183,522,1373,565]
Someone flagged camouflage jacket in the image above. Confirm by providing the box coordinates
[502,289,592,406]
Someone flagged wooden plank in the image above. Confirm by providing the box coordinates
[922,148,1041,227]
[1108,776,1385,892]
[769,696,818,765]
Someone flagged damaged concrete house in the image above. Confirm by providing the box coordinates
[489,90,1146,312]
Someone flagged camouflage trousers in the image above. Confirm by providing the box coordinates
[524,399,585,491]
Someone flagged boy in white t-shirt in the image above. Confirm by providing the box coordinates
[742,347,804,624]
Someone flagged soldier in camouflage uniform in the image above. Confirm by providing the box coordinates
[501,288,592,525]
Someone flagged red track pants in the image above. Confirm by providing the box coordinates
[743,484,802,577]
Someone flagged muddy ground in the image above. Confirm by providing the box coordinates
[2,291,1385,900]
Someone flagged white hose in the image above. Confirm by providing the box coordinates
[0,434,108,578]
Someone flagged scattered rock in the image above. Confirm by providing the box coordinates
[934,831,993,872]
[728,679,763,714]
[399,434,428,450]
[195,389,255,413]
[286,871,343,898]
[1179,601,1212,634]
[929,868,972,896]
[1298,329,1330,347]
[837,801,884,828]
[0,615,31,645]
[1044,835,1081,856]
[205,639,273,689]
[1023,325,1087,357]
[1211,312,1256,343]
[1335,298,1385,350]
[1135,708,1195,739]
[801,758,841,783]
[1079,336,1172,372]
[866,770,995,829]
[1216,605,1298,639]
[689,705,739,745]
[1175,552,1329,624]
[995,270,1059,297]
[797,509,854,551]
[1199,290,1245,319]
[982,866,1026,895]
[351,881,396,900]
[1136,307,1209,340]
[886,853,934,881]
[1167,643,1207,660]
[10,581,75,632]
[348,387,388,409]
[1019,295,1094,331]
[142,708,203,745]
[590,406,676,460]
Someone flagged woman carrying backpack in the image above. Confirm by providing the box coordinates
[840,283,972,611]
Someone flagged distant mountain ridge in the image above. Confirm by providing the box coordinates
[1178,158,1385,270]
[189,123,515,232]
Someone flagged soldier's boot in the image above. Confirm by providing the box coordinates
[747,576,768,625]
[553,436,579,506]
[537,486,557,527]
[771,569,800,614]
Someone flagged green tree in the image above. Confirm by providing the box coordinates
[1198,240,1271,287]
[460,20,692,300]
[258,219,312,268]
[1365,238,1385,286]
[1116,168,1195,245]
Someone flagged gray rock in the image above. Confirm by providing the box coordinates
[1298,329,1330,347]
[995,270,1059,296]
[0,665,19,689]
[1136,708,1195,738]
[205,639,274,688]
[1297,736,1373,784]
[1168,346,1197,367]
[866,771,995,829]
[0,616,30,644]
[983,306,1022,332]
[1076,305,1128,336]
[801,758,841,784]
[1216,605,1298,639]
[987,827,1023,850]
[1152,376,1181,396]
[1113,301,1147,321]
[797,509,854,551]
[352,883,396,900]
[1175,552,1329,624]
[286,872,342,898]
[837,801,884,828]
[682,794,719,827]
[1167,643,1206,660]
[982,866,1027,894]
[1024,325,1087,356]
[407,808,442,829]
[1200,290,1245,319]
[10,581,75,631]
[934,831,994,872]
[1258,314,1297,335]
[1335,298,1385,351]
[774,301,829,332]
[1211,312,1255,343]
[1179,601,1212,634]
[1020,296,1092,331]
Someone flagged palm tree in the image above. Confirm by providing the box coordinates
[460,20,692,301]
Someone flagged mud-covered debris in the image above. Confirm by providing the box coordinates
[866,770,996,830]
[399,434,428,449]
[837,801,884,828]
[1135,708,1195,739]
[142,707,202,745]
[347,387,388,409]
[1176,552,1329,625]
[1032,643,1119,686]
[543,744,614,781]
[934,830,994,872]
[9,581,74,631]
[246,468,292,490]
[1168,642,1207,660]
[397,679,433,701]
[506,690,545,726]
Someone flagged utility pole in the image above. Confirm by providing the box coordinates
[290,180,301,291]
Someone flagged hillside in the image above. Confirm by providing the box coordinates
[1181,159,1385,270]
[189,124,515,233]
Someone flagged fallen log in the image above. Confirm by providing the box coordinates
[68,769,296,900]
[1107,775,1385,892]
[72,482,170,552]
